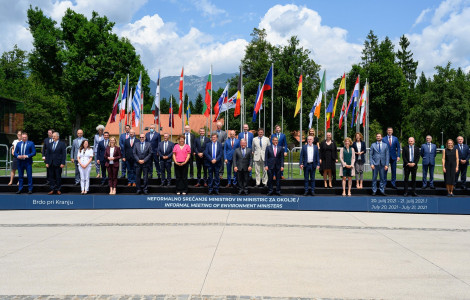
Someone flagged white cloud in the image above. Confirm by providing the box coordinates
[408,0,470,75]
[413,8,431,27]
[259,4,363,85]
[117,14,248,78]
[192,0,225,17]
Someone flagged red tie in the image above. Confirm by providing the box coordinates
[389,136,392,146]
[274,146,277,157]
[231,139,234,147]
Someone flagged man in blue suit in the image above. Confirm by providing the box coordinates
[271,125,288,179]
[45,132,66,195]
[194,128,210,187]
[119,125,131,178]
[299,135,320,196]
[385,127,401,189]
[420,135,437,189]
[370,133,390,196]
[96,132,110,186]
[265,136,284,196]
[238,124,254,149]
[145,124,161,179]
[14,132,36,194]
[455,136,469,190]
[204,133,223,195]
[224,130,240,187]
[157,133,174,186]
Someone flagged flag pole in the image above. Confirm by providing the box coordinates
[281,97,284,133]
[324,92,327,138]
[170,95,173,141]
[344,74,347,140]
[182,68,185,134]
[240,67,243,133]
[210,65,213,135]
[271,62,274,136]
[118,78,122,137]
[299,67,303,148]
[129,87,133,129]
[356,74,360,133]
[158,69,161,131]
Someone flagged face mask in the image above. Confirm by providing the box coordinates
[150,129,154,133]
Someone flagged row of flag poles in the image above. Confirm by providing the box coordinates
[109,66,369,147]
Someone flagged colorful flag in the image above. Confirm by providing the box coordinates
[132,73,142,127]
[355,86,366,124]
[254,65,273,115]
[310,89,322,127]
[214,84,228,121]
[314,70,326,119]
[120,76,129,121]
[234,68,242,117]
[169,95,174,128]
[349,76,360,128]
[178,67,184,118]
[326,96,334,129]
[185,101,191,125]
[338,98,347,129]
[294,74,302,117]
[151,70,161,124]
[252,83,261,123]
[220,92,238,114]
[203,69,211,117]
[360,83,368,126]
[332,73,345,118]
[110,81,121,123]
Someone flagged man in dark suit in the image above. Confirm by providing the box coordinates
[265,136,284,196]
[157,133,174,186]
[385,127,401,189]
[133,133,153,194]
[45,132,66,195]
[145,124,161,179]
[194,128,210,187]
[420,135,437,189]
[204,133,223,195]
[212,121,227,178]
[233,139,253,195]
[224,130,240,187]
[71,129,86,186]
[299,135,320,196]
[370,133,390,196]
[271,125,288,179]
[14,132,36,194]
[183,125,195,178]
[403,137,420,197]
[119,124,131,178]
[96,131,110,186]
[455,136,469,190]
[123,129,137,186]
[41,129,54,186]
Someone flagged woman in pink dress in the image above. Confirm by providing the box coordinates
[173,135,191,195]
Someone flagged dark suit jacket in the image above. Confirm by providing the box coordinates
[299,144,320,168]
[402,145,421,169]
[145,131,161,153]
[104,146,122,167]
[133,141,153,164]
[233,147,253,171]
[270,133,288,153]
[183,132,196,153]
[194,136,210,154]
[455,143,470,165]
[96,139,110,162]
[124,137,137,161]
[420,143,437,165]
[42,137,53,157]
[46,141,66,166]
[352,141,366,162]
[204,141,223,167]
[264,145,284,169]
[157,140,175,160]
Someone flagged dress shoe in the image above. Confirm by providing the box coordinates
[214,191,219,195]
[275,192,282,196]
[74,182,80,186]
[120,175,126,179]
[303,191,309,196]
[281,176,285,180]
[194,183,201,187]
[136,190,142,195]
[48,191,54,195]
[310,191,315,196]
[225,184,231,188]
[127,183,132,187]
[412,192,418,197]
[208,191,213,195]
[15,190,21,194]
[391,185,398,190]
[372,192,376,196]
[57,191,62,195]
[238,190,243,195]
[28,190,33,194]
[204,183,208,187]
[267,191,273,196]
[143,191,148,195]
[132,183,136,187]
[430,186,436,189]
[403,192,408,197]
[422,186,428,189]
[244,191,249,195]
[160,182,166,186]
[380,191,387,196]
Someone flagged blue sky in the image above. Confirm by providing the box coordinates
[1,0,469,84]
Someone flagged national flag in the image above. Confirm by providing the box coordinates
[214,84,228,121]
[178,67,184,118]
[120,76,129,120]
[252,83,261,123]
[294,74,302,117]
[313,70,326,119]
[203,69,212,117]
[338,98,347,129]
[220,92,237,114]
[360,83,369,126]
[310,89,322,128]
[332,73,345,118]
[234,68,242,117]
[110,81,121,123]
[132,73,142,127]
[151,70,161,124]
[254,65,273,114]
[355,85,366,124]
[326,96,334,129]
[349,76,360,128]
[169,96,174,128]
[185,101,191,125]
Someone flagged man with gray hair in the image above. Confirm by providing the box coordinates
[71,129,87,186]
[420,135,437,189]
[45,132,66,195]
[212,121,227,178]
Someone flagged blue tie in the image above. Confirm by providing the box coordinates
[243,148,245,158]
[22,143,26,156]
[410,146,413,162]
[212,143,216,159]
[53,142,57,151]
[186,134,189,145]
[141,143,144,152]
[378,142,381,153]
[259,137,262,148]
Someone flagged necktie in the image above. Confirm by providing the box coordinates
[126,134,129,139]
[105,140,108,148]
[378,142,381,153]
[231,139,234,147]
[274,146,277,157]
[201,137,204,144]
[186,134,189,145]
[78,138,81,145]
[141,143,144,152]
[242,148,245,158]
[49,138,52,143]
[278,133,280,139]
[245,133,247,141]
[22,143,26,156]
[428,143,431,152]
[259,137,262,148]
[150,133,154,140]
[212,143,216,159]
[389,136,392,146]
[164,142,167,153]
[130,139,134,147]
[410,146,413,162]
[53,142,57,151]
[460,144,463,151]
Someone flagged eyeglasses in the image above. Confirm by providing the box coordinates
[140,137,145,139]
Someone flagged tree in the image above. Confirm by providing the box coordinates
[397,35,418,88]
[193,93,204,114]
[361,30,379,66]
[27,6,150,139]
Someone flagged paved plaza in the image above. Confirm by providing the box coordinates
[0,208,469,299]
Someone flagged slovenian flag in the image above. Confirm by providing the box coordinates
[252,83,261,123]
[214,84,228,121]
[349,76,360,128]
[254,65,273,115]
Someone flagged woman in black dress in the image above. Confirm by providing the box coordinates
[307,128,320,148]
[320,131,337,188]
[442,139,459,196]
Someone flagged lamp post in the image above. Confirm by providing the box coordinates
[441,130,444,148]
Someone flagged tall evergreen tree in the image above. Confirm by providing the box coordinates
[397,35,418,88]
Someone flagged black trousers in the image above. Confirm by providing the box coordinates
[135,163,149,192]
[100,161,107,184]
[160,159,172,184]
[268,168,281,193]
[188,154,194,178]
[195,154,207,184]
[404,166,417,193]
[175,163,189,193]
[49,165,63,191]
[237,170,250,192]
